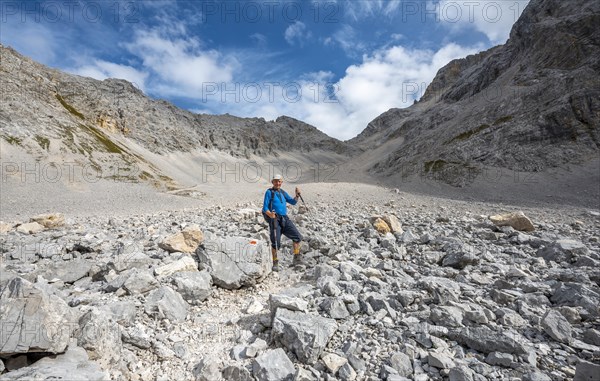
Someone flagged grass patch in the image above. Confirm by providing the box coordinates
[493,115,513,125]
[79,124,125,154]
[2,135,23,146]
[34,135,50,150]
[448,124,490,144]
[56,94,84,119]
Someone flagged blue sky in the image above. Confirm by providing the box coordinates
[1,0,529,140]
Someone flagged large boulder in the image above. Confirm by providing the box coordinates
[441,241,479,269]
[574,360,600,381]
[36,259,93,284]
[16,222,44,234]
[0,277,76,355]
[154,255,198,277]
[419,276,462,304]
[30,213,65,229]
[99,301,136,327]
[252,348,295,381]
[541,309,573,344]
[171,271,213,305]
[159,225,204,253]
[109,246,153,272]
[371,218,391,235]
[77,309,122,369]
[104,268,158,294]
[271,308,338,365]
[448,326,529,355]
[144,286,189,323]
[382,215,403,234]
[122,269,159,295]
[193,355,222,381]
[489,211,535,232]
[551,282,600,318]
[270,294,309,314]
[196,237,271,289]
[537,240,590,263]
[0,345,107,380]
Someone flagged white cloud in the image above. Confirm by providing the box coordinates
[324,24,366,57]
[436,0,530,44]
[70,61,149,92]
[320,43,481,139]
[250,33,267,47]
[194,43,481,141]
[342,0,402,20]
[284,21,311,46]
[123,28,235,97]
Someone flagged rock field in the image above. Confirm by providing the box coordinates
[1,184,599,380]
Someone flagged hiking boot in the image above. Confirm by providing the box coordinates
[272,260,280,272]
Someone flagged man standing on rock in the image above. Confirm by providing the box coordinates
[262,174,302,272]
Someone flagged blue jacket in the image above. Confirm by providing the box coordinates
[262,188,297,216]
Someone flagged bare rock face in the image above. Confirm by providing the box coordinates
[350,0,600,189]
[0,277,77,355]
[0,43,356,190]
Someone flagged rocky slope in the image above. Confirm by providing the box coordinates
[349,0,600,188]
[0,44,356,190]
[0,184,599,380]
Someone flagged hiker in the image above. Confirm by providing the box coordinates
[262,174,302,272]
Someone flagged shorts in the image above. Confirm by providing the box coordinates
[268,215,302,249]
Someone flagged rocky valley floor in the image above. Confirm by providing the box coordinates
[0,183,599,381]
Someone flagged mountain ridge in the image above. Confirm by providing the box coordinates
[1,0,599,206]
[0,44,357,190]
[346,0,599,193]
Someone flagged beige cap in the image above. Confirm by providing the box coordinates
[272,174,283,180]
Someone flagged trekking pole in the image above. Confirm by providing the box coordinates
[297,192,312,216]
[273,212,279,252]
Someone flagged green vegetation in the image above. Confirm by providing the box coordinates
[493,115,513,125]
[447,124,490,144]
[1,135,23,146]
[34,135,50,150]
[55,94,84,119]
[424,160,448,173]
[79,124,124,154]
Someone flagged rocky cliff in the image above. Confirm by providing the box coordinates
[350,0,600,188]
[0,45,356,189]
